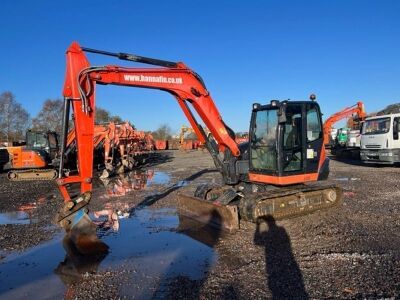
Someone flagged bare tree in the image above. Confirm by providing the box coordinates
[32,102,129,133]
[95,107,125,124]
[152,124,173,140]
[95,107,111,123]
[32,99,63,135]
[186,132,197,140]
[110,115,123,123]
[0,91,30,142]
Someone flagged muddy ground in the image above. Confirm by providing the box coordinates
[0,150,399,299]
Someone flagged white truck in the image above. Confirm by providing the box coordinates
[347,129,362,148]
[360,113,400,164]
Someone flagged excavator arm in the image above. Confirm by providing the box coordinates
[323,101,366,146]
[57,42,240,204]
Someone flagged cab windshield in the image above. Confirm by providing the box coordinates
[26,132,49,149]
[250,109,278,171]
[362,117,390,135]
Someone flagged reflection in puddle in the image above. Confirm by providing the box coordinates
[55,235,108,285]
[0,207,218,299]
[334,177,361,181]
[0,211,34,225]
[177,214,226,248]
[99,169,172,198]
[0,194,55,225]
[150,171,171,185]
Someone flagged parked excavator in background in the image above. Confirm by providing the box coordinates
[323,101,367,158]
[66,122,154,178]
[3,130,60,181]
[55,43,342,251]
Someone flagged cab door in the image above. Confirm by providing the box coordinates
[304,103,324,174]
[280,104,303,174]
[278,102,323,176]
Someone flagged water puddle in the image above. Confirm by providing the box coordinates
[97,169,171,198]
[0,206,220,299]
[0,211,36,225]
[149,171,171,185]
[334,177,361,181]
[0,194,55,225]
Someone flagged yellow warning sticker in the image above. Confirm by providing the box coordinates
[307,149,314,159]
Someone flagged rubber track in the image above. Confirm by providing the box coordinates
[7,169,58,181]
[239,183,343,221]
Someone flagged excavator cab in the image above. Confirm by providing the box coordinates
[6,130,60,181]
[25,130,59,161]
[249,100,326,182]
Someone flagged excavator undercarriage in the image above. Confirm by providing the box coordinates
[178,181,342,231]
[7,168,58,181]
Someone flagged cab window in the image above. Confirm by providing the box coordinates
[307,107,322,142]
[250,109,278,171]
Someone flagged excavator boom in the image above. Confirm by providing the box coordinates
[57,42,241,202]
[323,101,366,147]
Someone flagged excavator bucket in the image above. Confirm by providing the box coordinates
[68,213,109,255]
[58,210,108,255]
[177,194,239,232]
[56,194,108,255]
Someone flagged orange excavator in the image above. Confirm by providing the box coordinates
[113,122,153,171]
[4,130,60,181]
[55,42,342,236]
[65,123,116,175]
[323,101,367,148]
[66,122,154,178]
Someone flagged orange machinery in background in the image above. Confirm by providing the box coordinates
[179,125,200,150]
[154,140,168,150]
[323,101,367,148]
[5,130,60,181]
[65,121,154,177]
[235,132,249,144]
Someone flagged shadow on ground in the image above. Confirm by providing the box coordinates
[254,215,309,299]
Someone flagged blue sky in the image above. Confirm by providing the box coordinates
[1,0,399,133]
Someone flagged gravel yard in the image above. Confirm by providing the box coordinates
[0,150,399,299]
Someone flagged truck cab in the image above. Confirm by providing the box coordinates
[360,113,400,164]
